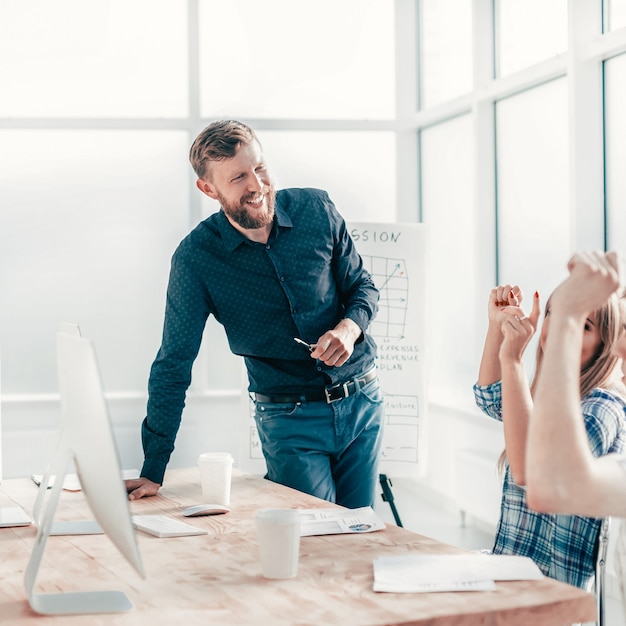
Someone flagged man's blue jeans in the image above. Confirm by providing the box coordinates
[253,377,384,509]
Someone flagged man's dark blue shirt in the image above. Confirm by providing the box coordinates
[141,188,380,484]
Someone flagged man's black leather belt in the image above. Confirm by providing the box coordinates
[255,368,377,405]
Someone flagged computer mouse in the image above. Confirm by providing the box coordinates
[181,504,230,517]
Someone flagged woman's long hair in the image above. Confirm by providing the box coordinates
[532,293,624,397]
[497,291,625,477]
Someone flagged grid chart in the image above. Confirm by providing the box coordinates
[361,255,409,340]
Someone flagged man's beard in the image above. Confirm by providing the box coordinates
[220,185,276,230]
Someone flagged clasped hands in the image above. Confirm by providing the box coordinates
[488,284,541,361]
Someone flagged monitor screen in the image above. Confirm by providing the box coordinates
[32,322,82,517]
[57,332,143,574]
[33,323,105,535]
[25,331,144,614]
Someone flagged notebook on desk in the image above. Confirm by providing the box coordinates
[0,506,33,527]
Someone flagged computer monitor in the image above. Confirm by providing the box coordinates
[57,322,81,338]
[31,323,102,534]
[25,331,144,615]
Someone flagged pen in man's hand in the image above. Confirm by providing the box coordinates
[293,337,313,352]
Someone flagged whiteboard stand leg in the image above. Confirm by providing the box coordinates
[460,510,467,528]
[379,474,403,527]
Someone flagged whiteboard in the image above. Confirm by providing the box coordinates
[239,222,428,479]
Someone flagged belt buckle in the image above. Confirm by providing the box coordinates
[324,382,350,404]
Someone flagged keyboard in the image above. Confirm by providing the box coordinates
[132,514,208,538]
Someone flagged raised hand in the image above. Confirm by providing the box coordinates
[499,291,541,363]
[478,284,525,386]
[488,284,523,328]
[550,251,623,318]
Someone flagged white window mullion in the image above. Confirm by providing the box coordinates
[472,0,497,353]
[582,21,626,60]
[187,0,204,229]
[568,0,606,250]
[395,0,419,222]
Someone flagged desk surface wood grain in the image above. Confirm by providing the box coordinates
[0,468,596,625]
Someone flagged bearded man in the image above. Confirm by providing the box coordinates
[126,120,384,509]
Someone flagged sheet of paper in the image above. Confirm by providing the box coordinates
[298,506,385,536]
[375,579,496,593]
[373,553,543,593]
[0,506,33,527]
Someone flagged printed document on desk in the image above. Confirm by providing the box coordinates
[0,506,33,527]
[373,553,543,593]
[299,506,385,537]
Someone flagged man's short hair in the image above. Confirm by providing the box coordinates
[189,120,258,180]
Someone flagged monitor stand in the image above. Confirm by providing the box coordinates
[24,447,133,615]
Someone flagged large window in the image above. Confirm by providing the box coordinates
[0,129,189,393]
[0,0,396,398]
[495,0,567,78]
[606,0,626,30]
[415,0,626,411]
[0,0,189,118]
[419,0,473,108]
[198,0,395,120]
[420,115,474,401]
[495,78,569,301]
[2,0,626,421]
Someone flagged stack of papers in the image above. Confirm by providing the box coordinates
[31,473,82,492]
[373,553,543,593]
[299,506,385,537]
[0,506,33,528]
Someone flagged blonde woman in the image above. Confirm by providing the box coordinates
[525,251,626,598]
[474,266,626,590]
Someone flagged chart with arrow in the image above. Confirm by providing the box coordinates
[362,256,409,340]
[350,224,428,477]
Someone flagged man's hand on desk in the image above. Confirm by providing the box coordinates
[125,477,161,500]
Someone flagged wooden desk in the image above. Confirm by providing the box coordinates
[0,468,596,625]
